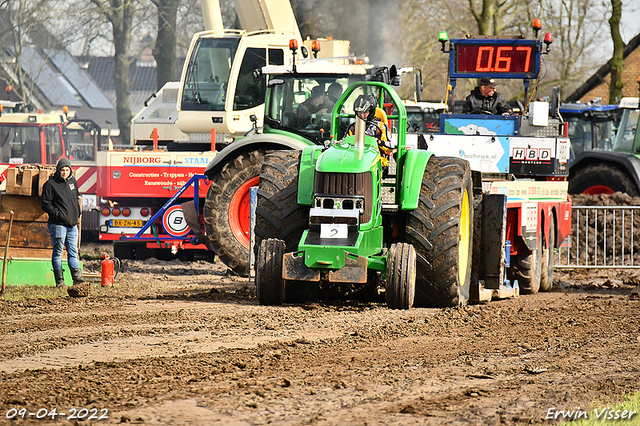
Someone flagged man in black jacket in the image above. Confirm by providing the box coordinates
[462,77,512,115]
[41,158,84,288]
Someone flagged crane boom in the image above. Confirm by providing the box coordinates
[234,0,301,39]
[200,0,224,31]
[200,0,301,38]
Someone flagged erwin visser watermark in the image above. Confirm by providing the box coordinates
[546,407,637,421]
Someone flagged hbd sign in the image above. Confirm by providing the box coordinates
[512,147,552,162]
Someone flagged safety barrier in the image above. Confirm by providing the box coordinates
[556,205,640,269]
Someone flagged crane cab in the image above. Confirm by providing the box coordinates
[176,29,296,135]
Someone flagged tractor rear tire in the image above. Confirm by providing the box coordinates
[569,163,640,196]
[254,150,309,259]
[509,227,542,294]
[539,216,555,292]
[406,157,473,307]
[385,243,416,310]
[256,238,286,305]
[204,149,266,276]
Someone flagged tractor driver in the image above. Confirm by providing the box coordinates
[463,77,512,115]
[346,94,395,166]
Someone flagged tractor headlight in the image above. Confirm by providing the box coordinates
[313,195,364,213]
[309,195,364,226]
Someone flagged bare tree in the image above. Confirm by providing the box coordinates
[467,0,527,36]
[88,0,136,144]
[151,0,179,89]
[532,0,608,98]
[608,0,623,104]
[0,0,68,109]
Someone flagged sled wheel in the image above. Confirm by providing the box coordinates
[256,238,286,305]
[385,243,416,310]
[204,149,266,276]
[569,163,640,196]
[510,225,542,294]
[406,156,474,307]
[539,216,555,292]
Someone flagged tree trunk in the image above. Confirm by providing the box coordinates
[111,2,134,145]
[469,0,498,36]
[152,0,179,90]
[608,0,623,104]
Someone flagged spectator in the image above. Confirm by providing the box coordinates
[41,158,85,288]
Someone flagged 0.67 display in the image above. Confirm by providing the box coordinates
[452,40,540,79]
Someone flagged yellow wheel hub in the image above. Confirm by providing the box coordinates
[458,189,470,286]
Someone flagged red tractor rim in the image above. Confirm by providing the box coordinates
[229,177,259,249]
[583,185,615,195]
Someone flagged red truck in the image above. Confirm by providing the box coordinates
[96,148,217,259]
[0,107,102,235]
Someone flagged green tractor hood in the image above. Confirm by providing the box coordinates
[315,137,381,174]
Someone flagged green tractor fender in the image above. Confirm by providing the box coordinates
[297,145,324,206]
[399,149,435,210]
[203,133,314,180]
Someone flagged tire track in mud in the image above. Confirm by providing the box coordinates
[0,299,437,374]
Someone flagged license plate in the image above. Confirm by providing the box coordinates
[111,219,144,227]
[320,223,348,239]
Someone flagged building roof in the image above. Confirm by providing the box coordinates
[0,45,120,131]
[79,55,185,122]
[566,33,640,102]
[0,10,184,139]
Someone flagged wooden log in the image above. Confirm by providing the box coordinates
[38,167,56,196]
[0,247,66,259]
[0,221,52,248]
[0,194,48,222]
[6,167,39,196]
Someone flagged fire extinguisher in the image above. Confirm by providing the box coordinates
[101,253,121,287]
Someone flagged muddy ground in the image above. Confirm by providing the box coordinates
[0,252,638,425]
[0,195,639,425]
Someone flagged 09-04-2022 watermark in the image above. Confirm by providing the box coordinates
[546,407,637,421]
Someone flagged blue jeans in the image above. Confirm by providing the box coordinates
[48,224,80,270]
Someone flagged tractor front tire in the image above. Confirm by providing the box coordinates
[406,157,474,308]
[569,163,640,196]
[204,149,266,276]
[385,243,416,310]
[256,239,286,305]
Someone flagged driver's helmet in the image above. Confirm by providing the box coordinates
[353,94,377,121]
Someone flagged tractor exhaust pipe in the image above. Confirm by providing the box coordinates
[353,115,366,160]
[354,115,365,149]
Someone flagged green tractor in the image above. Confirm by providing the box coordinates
[254,81,473,309]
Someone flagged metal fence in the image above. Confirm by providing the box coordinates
[556,205,640,269]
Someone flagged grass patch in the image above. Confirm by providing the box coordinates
[566,391,640,424]
[0,285,68,301]
[1,274,184,301]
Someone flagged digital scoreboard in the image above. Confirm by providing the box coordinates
[450,39,540,79]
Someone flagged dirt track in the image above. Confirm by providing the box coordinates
[0,255,639,425]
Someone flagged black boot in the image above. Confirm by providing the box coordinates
[70,268,86,285]
[54,269,66,288]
